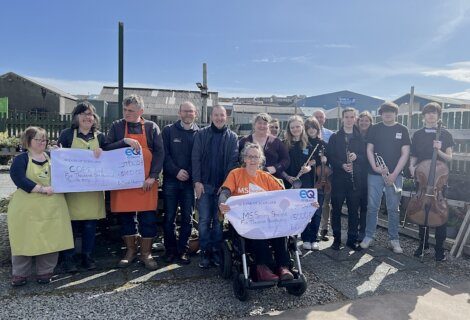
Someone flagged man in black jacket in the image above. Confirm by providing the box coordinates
[327,108,365,251]
[192,105,239,268]
[162,102,200,264]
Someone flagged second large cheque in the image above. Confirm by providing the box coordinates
[225,189,318,240]
[51,148,145,193]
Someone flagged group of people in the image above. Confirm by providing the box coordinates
[7,94,454,286]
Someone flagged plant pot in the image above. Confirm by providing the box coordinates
[0,212,11,265]
[188,237,199,254]
[446,226,459,239]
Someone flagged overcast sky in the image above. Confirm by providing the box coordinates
[2,0,470,100]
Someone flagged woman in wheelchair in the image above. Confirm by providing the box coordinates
[218,142,294,282]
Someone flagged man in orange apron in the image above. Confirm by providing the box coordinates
[104,94,164,270]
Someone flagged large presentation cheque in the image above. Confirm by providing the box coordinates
[51,148,145,193]
[225,189,318,240]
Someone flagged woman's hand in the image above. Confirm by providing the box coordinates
[312,201,320,208]
[124,138,142,152]
[219,203,231,215]
[300,165,311,175]
[43,186,54,196]
[93,148,103,158]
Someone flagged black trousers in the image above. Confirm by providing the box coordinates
[331,177,360,243]
[249,237,290,268]
[418,223,447,253]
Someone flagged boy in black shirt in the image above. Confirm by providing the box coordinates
[327,108,366,251]
[409,102,454,261]
[360,102,411,253]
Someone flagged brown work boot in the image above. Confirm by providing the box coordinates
[117,235,138,268]
[139,238,158,270]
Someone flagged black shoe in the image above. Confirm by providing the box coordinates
[346,241,362,251]
[435,250,447,262]
[198,252,211,269]
[211,251,221,267]
[165,253,177,263]
[331,240,341,250]
[178,252,191,265]
[414,245,430,257]
[320,229,329,241]
[81,254,97,270]
[62,256,78,273]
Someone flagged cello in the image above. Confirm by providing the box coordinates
[406,120,449,228]
[314,146,332,193]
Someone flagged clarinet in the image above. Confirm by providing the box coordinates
[345,136,356,191]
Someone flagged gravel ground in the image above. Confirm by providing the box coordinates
[0,215,468,320]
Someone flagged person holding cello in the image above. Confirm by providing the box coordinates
[408,102,454,261]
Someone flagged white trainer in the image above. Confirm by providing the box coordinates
[360,237,374,249]
[302,242,312,250]
[311,242,320,251]
[390,240,403,254]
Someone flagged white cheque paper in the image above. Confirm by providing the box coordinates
[225,189,318,240]
[51,148,145,193]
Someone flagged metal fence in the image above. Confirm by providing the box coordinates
[0,111,175,140]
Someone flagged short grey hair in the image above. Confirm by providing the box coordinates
[123,94,145,110]
[251,113,272,127]
[240,142,266,167]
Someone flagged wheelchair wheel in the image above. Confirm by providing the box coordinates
[220,241,232,279]
[233,273,249,301]
[286,274,307,296]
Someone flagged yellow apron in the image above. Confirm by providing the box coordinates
[64,130,106,220]
[7,153,74,256]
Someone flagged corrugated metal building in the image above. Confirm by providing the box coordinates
[0,72,77,114]
[98,86,219,122]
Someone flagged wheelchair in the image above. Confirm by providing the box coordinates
[218,224,308,301]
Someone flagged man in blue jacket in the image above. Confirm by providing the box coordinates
[162,102,200,264]
[192,105,239,268]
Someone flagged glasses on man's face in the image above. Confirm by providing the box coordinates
[246,155,260,161]
[33,138,48,144]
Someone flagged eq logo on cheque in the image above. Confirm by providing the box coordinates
[299,189,315,199]
[125,148,141,156]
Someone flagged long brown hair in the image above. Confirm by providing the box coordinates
[284,115,308,149]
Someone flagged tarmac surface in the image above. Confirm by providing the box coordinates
[0,172,469,319]
[0,225,469,319]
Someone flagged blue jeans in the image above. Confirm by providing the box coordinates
[163,181,194,254]
[197,184,222,253]
[301,193,324,243]
[64,220,98,257]
[119,210,158,238]
[365,174,403,241]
